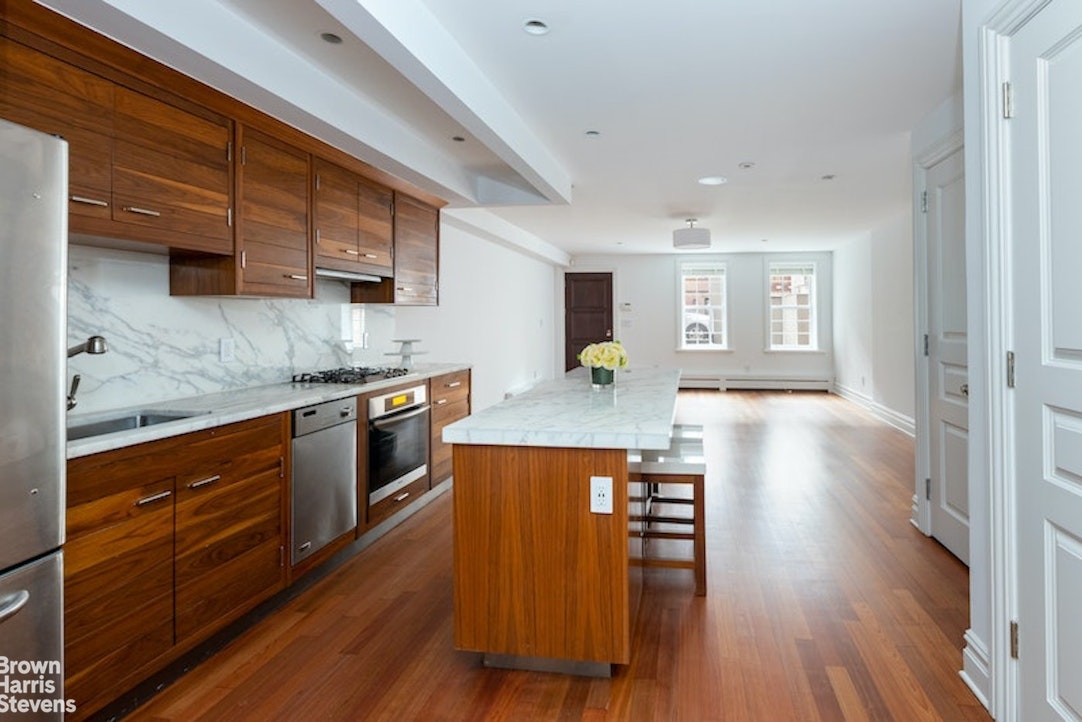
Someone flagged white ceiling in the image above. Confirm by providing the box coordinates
[40,0,962,260]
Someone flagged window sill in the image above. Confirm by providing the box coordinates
[676,347,733,353]
[763,348,827,354]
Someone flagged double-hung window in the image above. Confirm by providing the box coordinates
[678,261,727,350]
[767,262,816,350]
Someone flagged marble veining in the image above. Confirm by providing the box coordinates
[442,367,680,450]
[66,245,396,414]
[67,362,469,458]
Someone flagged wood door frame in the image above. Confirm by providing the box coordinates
[913,129,965,540]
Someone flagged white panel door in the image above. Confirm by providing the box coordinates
[1011,2,1082,719]
[926,148,969,563]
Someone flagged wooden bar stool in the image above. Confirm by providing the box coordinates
[628,424,706,595]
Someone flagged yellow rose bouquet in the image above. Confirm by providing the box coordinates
[578,340,629,370]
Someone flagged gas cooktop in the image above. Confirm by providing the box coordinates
[292,366,411,385]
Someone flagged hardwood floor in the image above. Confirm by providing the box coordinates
[123,391,990,722]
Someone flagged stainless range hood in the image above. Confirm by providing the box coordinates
[315,267,383,283]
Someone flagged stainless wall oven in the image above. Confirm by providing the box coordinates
[368,384,429,506]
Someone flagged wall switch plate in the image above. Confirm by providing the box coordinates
[590,476,613,514]
[219,337,235,363]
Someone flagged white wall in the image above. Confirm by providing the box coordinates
[832,213,916,431]
[395,222,560,412]
[566,252,834,384]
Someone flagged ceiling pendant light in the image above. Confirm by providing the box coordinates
[673,218,710,249]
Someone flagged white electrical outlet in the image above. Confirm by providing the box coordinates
[590,476,613,514]
[219,337,235,363]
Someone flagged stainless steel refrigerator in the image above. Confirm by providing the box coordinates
[0,119,68,720]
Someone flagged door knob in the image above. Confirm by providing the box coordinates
[605,329,612,338]
[960,383,969,397]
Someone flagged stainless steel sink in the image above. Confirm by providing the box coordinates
[67,411,202,441]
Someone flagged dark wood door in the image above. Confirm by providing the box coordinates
[565,272,613,371]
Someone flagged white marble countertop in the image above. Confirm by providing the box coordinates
[442,367,680,450]
[67,362,470,459]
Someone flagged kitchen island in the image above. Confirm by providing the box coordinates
[443,367,680,674]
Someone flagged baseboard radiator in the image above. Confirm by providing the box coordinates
[679,374,832,392]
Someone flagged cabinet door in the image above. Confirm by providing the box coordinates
[65,452,176,718]
[0,37,114,223]
[237,127,311,297]
[313,158,360,268]
[356,176,394,273]
[112,87,232,253]
[393,193,439,305]
[174,415,287,643]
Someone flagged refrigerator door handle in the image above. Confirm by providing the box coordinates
[0,589,30,624]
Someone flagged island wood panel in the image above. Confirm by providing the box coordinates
[452,444,630,664]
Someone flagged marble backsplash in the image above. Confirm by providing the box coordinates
[67,245,396,415]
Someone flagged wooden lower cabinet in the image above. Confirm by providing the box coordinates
[429,369,471,486]
[64,414,287,720]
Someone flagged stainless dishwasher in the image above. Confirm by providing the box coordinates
[291,397,358,565]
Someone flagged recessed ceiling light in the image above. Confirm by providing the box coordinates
[320,32,343,44]
[738,161,756,170]
[451,136,466,142]
[821,173,836,181]
[585,130,600,137]
[523,19,550,35]
[697,176,728,186]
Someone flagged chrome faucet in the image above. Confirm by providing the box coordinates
[67,335,108,358]
[67,335,108,410]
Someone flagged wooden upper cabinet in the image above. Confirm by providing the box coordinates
[392,193,439,305]
[0,36,232,254]
[314,158,394,277]
[236,126,311,297]
[0,37,114,223]
[110,88,233,254]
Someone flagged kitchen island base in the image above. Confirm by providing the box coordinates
[482,653,612,678]
[453,444,633,666]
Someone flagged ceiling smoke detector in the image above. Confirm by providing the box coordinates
[673,218,710,249]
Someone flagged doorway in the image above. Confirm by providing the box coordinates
[564,272,613,372]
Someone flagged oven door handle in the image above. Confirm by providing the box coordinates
[371,404,430,428]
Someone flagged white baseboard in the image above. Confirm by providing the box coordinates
[960,628,992,713]
[833,383,916,436]
[678,374,724,390]
[680,374,833,392]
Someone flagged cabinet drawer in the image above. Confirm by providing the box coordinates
[430,370,470,406]
[368,475,428,528]
[432,395,470,427]
[175,467,282,585]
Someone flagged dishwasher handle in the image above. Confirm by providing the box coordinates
[370,404,429,429]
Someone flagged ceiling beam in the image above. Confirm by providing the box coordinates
[314,0,573,207]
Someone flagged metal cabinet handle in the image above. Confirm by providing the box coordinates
[135,490,172,507]
[363,253,378,259]
[394,492,410,503]
[344,249,361,256]
[961,383,969,397]
[70,195,109,207]
[397,286,412,292]
[446,381,462,389]
[187,474,221,490]
[285,274,308,281]
[435,398,448,406]
[0,590,30,624]
[122,206,162,217]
